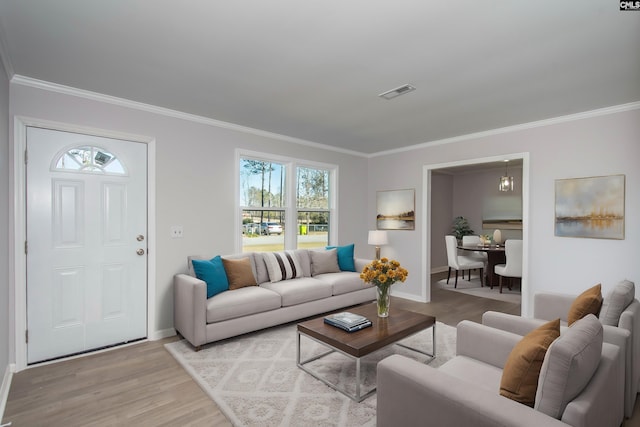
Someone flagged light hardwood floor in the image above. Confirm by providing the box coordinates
[3,272,638,426]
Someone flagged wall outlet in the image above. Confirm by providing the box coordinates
[170,225,184,238]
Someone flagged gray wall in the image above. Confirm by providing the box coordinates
[430,173,453,270]
[9,83,369,337]
[369,108,640,314]
[0,60,9,385]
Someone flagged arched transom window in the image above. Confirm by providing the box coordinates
[52,145,127,175]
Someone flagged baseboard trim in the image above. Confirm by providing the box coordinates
[431,265,448,274]
[149,328,176,341]
[0,364,14,422]
[391,290,429,303]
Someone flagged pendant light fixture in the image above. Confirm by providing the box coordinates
[499,160,514,192]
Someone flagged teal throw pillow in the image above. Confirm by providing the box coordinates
[192,256,229,298]
[326,244,356,272]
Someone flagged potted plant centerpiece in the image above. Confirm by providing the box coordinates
[452,216,474,243]
[360,258,408,317]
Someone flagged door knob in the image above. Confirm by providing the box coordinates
[136,249,145,256]
[137,235,145,241]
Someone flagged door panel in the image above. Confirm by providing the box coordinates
[102,264,126,319]
[26,127,147,363]
[103,183,126,243]
[53,180,84,247]
[52,267,84,328]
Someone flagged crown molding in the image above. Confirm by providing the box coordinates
[10,75,368,158]
[369,101,640,158]
[0,22,15,78]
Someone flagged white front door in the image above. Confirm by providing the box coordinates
[26,127,148,364]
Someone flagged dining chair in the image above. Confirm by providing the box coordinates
[445,235,484,288]
[494,239,522,293]
[461,235,488,279]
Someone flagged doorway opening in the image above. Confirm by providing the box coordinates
[423,153,529,315]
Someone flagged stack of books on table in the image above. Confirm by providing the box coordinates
[324,312,372,332]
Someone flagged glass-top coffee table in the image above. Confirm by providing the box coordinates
[296,303,436,402]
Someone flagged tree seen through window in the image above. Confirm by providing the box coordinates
[239,156,334,252]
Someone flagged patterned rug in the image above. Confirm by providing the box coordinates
[165,320,456,427]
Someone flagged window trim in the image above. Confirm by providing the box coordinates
[236,149,338,252]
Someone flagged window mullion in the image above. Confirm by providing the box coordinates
[284,162,297,250]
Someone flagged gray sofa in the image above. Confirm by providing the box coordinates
[377,316,624,427]
[174,250,375,349]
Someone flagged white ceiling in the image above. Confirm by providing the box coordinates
[0,1,638,155]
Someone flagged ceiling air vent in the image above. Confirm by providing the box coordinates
[378,84,416,100]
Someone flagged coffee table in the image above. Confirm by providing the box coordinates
[296,303,436,402]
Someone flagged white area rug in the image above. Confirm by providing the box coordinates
[165,321,456,427]
[437,275,521,304]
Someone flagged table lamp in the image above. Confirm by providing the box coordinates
[368,230,388,260]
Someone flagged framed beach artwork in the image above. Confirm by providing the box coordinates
[555,175,625,239]
[376,189,415,230]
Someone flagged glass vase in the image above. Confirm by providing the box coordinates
[376,285,390,317]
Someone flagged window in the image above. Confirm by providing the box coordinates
[52,145,126,175]
[240,158,286,252]
[239,153,335,253]
[296,166,330,249]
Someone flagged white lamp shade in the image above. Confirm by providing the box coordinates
[368,230,388,246]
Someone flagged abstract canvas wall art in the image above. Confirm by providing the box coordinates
[555,175,625,239]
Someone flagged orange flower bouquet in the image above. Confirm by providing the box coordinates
[360,258,408,317]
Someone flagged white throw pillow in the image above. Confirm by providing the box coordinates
[263,251,303,283]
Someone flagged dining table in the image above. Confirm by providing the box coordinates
[457,243,506,289]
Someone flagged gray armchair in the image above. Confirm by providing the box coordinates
[377,317,623,427]
[483,280,639,418]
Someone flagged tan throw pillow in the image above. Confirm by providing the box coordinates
[567,284,603,326]
[222,257,257,290]
[500,318,561,407]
